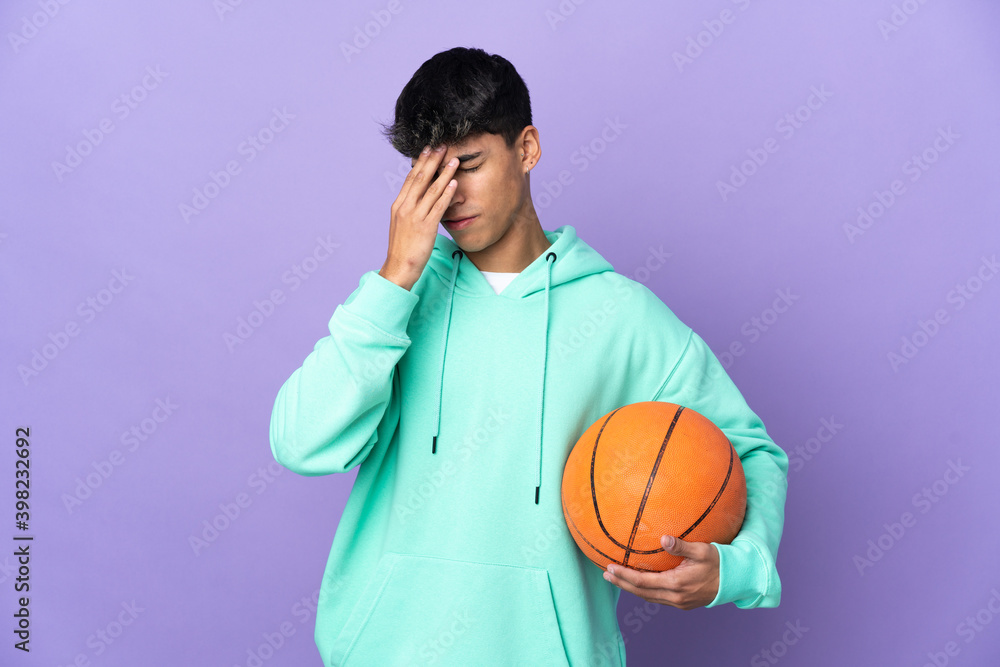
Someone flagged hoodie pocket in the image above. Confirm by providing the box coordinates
[328,552,571,667]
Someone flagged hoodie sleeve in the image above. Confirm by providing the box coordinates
[652,327,789,609]
[269,270,419,476]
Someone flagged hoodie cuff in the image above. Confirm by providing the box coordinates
[337,269,420,338]
[706,539,770,609]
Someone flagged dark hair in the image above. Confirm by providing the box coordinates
[378,46,532,159]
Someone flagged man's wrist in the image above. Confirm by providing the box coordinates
[378,263,418,291]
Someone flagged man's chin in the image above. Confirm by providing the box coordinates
[450,234,490,255]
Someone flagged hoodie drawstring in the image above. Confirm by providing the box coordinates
[535,251,556,504]
[431,248,558,506]
[432,249,463,455]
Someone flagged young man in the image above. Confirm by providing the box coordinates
[269,46,789,666]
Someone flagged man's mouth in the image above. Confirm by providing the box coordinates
[443,216,477,229]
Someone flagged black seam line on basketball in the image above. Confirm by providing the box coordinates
[679,438,734,540]
[629,438,735,548]
[590,405,687,564]
[610,436,735,554]
[623,405,685,566]
[589,407,625,556]
[562,495,661,573]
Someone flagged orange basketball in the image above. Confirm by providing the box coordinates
[561,401,746,572]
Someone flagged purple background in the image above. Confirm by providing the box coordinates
[3,1,999,665]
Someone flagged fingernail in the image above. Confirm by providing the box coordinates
[422,145,431,154]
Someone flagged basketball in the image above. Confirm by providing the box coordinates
[561,401,746,572]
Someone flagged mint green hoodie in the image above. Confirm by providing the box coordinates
[269,225,788,666]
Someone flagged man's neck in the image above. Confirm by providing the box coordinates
[464,217,553,273]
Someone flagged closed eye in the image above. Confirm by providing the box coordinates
[431,164,481,178]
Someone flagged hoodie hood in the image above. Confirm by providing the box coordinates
[424,225,615,504]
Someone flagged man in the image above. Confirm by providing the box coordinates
[269,46,788,666]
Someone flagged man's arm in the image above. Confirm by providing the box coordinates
[269,270,418,475]
[652,327,789,608]
[270,143,460,475]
